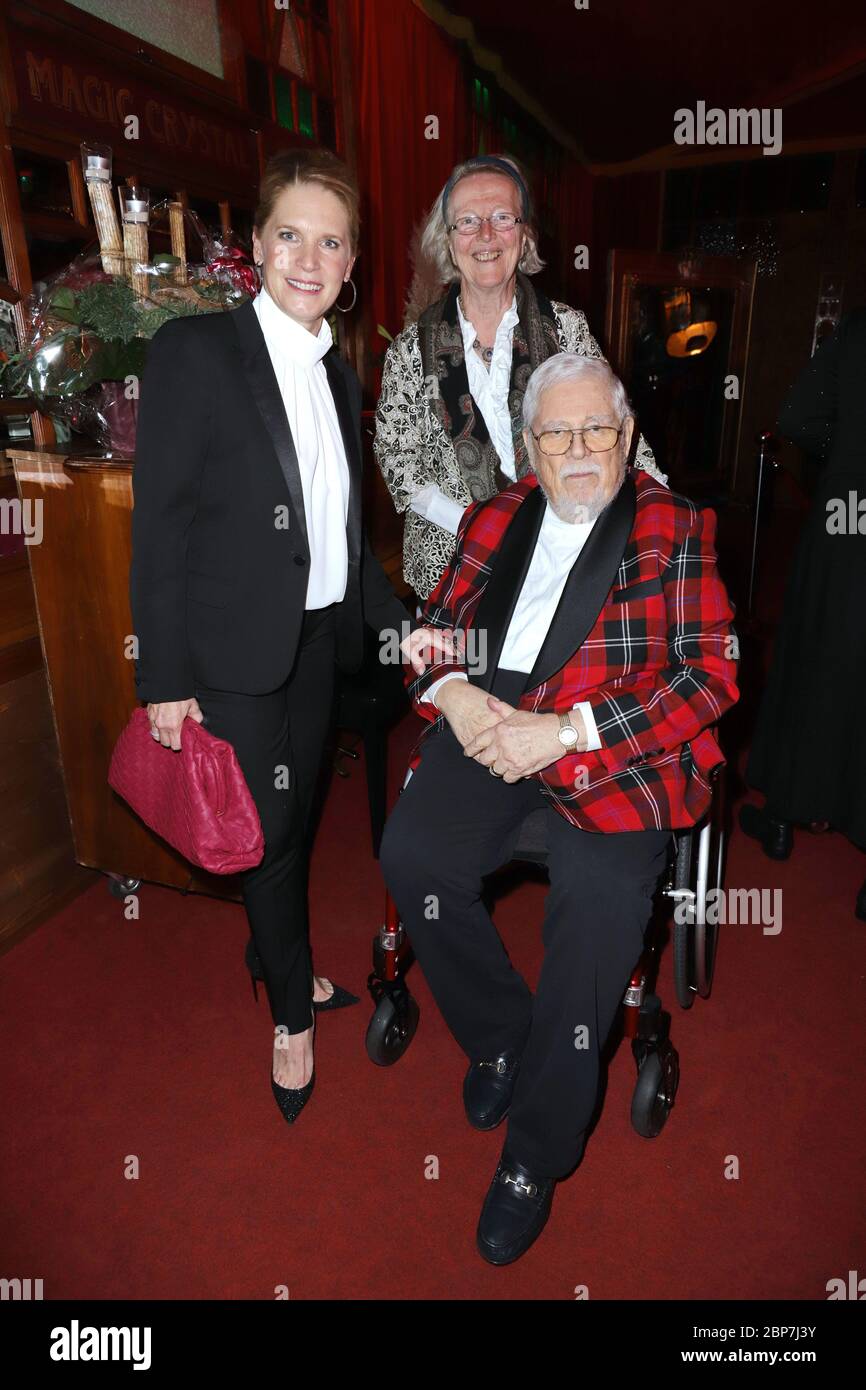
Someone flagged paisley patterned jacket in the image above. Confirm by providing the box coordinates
[373,300,668,598]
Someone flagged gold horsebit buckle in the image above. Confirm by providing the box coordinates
[478,1057,508,1074]
[500,1170,538,1198]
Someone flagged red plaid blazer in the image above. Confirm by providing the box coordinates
[406,468,739,833]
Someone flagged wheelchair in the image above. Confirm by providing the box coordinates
[365,760,727,1141]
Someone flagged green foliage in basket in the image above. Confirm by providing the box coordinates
[0,270,233,402]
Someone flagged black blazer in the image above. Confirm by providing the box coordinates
[130,297,413,703]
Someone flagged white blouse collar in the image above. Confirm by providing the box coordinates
[255,284,332,368]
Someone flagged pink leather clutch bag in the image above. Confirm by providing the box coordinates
[108,707,264,874]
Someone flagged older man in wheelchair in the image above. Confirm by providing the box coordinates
[381,353,739,1266]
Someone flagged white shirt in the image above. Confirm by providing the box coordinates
[253,285,350,609]
[409,295,520,535]
[456,293,520,481]
[423,500,603,751]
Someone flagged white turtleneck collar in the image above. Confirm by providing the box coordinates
[253,283,332,369]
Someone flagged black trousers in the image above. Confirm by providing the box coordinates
[194,605,337,1034]
[379,670,671,1178]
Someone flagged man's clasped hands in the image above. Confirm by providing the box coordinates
[401,626,587,783]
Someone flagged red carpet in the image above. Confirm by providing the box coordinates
[1,707,864,1300]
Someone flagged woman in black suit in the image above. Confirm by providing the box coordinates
[130,148,445,1123]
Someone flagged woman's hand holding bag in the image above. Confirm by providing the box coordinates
[108,707,264,874]
[147,697,205,750]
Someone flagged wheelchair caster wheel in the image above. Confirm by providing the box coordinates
[108,876,141,899]
[630,1043,679,1138]
[365,989,419,1066]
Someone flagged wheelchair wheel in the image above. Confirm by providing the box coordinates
[694,773,726,998]
[672,769,726,1007]
[365,988,420,1066]
[672,831,696,1009]
[630,1043,679,1138]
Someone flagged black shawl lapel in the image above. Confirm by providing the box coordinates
[525,473,637,691]
[323,351,362,571]
[230,298,309,556]
[469,484,546,692]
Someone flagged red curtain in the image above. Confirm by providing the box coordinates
[346,0,470,377]
[346,0,600,377]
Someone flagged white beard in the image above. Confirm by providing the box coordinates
[538,460,627,523]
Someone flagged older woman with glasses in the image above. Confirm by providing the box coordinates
[374,153,666,599]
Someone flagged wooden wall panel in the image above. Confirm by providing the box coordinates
[0,557,89,952]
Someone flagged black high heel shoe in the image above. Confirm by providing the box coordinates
[271,1062,315,1125]
[244,938,360,1010]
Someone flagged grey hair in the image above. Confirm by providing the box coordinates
[522,354,633,436]
[419,153,545,284]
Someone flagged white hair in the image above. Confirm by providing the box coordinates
[418,153,545,285]
[522,354,633,435]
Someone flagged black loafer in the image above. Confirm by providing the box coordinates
[463,1049,521,1130]
[738,803,793,861]
[477,1149,556,1265]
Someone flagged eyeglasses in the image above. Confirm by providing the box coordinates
[447,212,523,236]
[531,423,625,455]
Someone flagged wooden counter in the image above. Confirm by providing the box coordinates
[7,444,242,902]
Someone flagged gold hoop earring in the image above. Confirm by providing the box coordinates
[335,278,357,313]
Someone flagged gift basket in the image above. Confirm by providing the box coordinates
[0,141,257,457]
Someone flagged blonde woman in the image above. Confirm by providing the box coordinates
[131,149,440,1126]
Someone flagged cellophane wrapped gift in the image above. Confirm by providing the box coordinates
[0,200,255,456]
